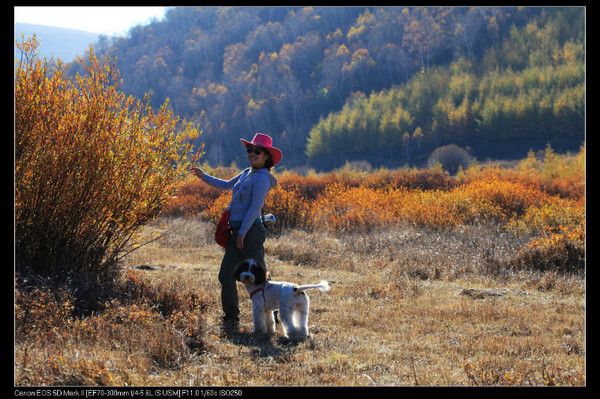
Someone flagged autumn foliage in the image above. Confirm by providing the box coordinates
[15,37,200,290]
[167,145,584,273]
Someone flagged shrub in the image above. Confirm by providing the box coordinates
[119,270,206,353]
[277,171,332,200]
[507,199,584,236]
[204,192,232,224]
[458,178,551,220]
[160,144,584,270]
[507,225,584,274]
[458,146,585,200]
[15,285,75,343]
[163,175,223,218]
[428,144,475,175]
[310,184,392,233]
[15,271,209,384]
[15,37,199,303]
[362,167,457,191]
[263,187,313,233]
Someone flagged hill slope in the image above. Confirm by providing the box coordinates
[78,6,544,168]
[64,7,584,169]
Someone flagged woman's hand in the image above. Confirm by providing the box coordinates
[236,234,245,250]
[190,166,205,179]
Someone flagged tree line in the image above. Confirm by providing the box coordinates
[68,6,583,169]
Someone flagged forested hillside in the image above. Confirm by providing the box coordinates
[307,9,584,168]
[70,6,584,169]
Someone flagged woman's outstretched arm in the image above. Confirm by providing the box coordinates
[191,167,244,190]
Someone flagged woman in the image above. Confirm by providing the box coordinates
[191,133,282,333]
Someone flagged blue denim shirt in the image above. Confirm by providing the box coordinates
[201,167,277,237]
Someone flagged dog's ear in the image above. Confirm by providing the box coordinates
[232,260,249,281]
[258,259,269,281]
[251,263,267,285]
[256,259,267,273]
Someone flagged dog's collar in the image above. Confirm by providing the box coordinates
[249,285,264,299]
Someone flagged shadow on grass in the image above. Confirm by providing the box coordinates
[223,330,308,360]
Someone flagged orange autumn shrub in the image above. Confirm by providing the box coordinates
[459,146,585,200]
[163,175,223,217]
[205,192,232,224]
[264,187,313,233]
[309,185,463,232]
[161,145,584,252]
[199,163,244,179]
[457,178,551,221]
[529,224,585,250]
[507,198,584,237]
[392,189,462,228]
[508,224,584,273]
[162,165,246,218]
[277,172,332,200]
[361,167,457,191]
[310,184,392,233]
[161,194,207,218]
[166,171,582,236]
[271,166,456,228]
[308,178,557,232]
[15,37,199,290]
[165,172,316,229]
[194,186,312,234]
[460,166,584,201]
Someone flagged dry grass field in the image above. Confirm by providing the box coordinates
[15,216,585,386]
[15,149,585,386]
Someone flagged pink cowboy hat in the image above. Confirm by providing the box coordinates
[240,133,283,165]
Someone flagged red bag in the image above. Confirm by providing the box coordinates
[215,209,231,248]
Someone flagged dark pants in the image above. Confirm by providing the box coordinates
[218,222,267,320]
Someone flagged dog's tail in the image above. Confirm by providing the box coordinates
[295,280,331,293]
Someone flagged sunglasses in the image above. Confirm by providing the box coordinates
[246,146,265,155]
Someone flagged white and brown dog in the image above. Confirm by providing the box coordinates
[233,258,330,339]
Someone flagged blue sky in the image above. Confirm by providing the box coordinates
[14,6,168,36]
